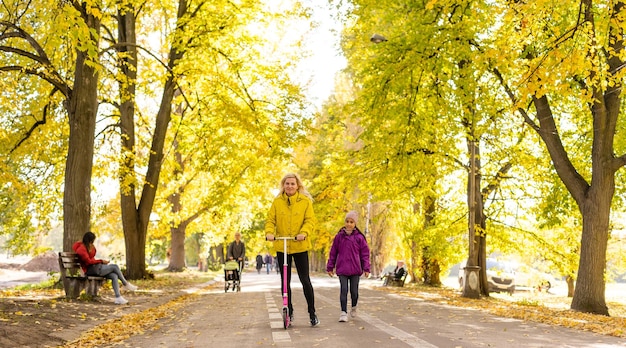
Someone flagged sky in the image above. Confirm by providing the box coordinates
[268,1,349,110]
[299,2,347,108]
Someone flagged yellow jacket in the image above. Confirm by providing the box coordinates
[265,192,315,254]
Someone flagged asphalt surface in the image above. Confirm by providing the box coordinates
[98,271,626,348]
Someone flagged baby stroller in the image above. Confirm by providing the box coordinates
[224,260,241,292]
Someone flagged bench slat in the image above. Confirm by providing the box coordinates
[58,252,105,299]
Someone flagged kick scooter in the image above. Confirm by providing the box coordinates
[268,236,300,329]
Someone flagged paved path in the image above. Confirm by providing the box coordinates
[101,271,626,348]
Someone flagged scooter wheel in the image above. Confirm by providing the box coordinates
[282,307,289,329]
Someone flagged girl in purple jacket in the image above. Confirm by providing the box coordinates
[326,211,371,322]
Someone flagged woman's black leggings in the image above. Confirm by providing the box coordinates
[276,251,316,317]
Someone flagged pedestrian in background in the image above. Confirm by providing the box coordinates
[255,254,264,274]
[227,232,246,272]
[264,253,273,274]
[265,173,319,326]
[326,211,370,322]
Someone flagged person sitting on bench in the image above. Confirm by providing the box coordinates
[383,260,406,285]
[73,231,138,304]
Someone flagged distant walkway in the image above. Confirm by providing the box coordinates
[0,268,50,289]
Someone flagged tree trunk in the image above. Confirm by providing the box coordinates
[369,202,388,277]
[421,256,441,286]
[63,5,100,252]
[113,0,189,279]
[168,223,186,272]
[210,243,226,266]
[167,139,186,272]
[420,246,442,286]
[527,88,617,315]
[310,250,325,272]
[410,201,420,284]
[167,187,186,272]
[566,275,575,297]
[409,239,419,283]
[122,0,187,277]
[115,5,145,279]
[571,187,612,314]
[421,196,441,286]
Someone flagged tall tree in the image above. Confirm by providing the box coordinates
[104,0,238,278]
[0,1,101,251]
[490,0,626,315]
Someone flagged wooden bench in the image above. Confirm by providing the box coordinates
[382,271,408,287]
[58,252,105,299]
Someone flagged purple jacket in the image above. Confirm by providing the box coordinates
[326,227,370,276]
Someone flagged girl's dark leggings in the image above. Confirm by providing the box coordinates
[338,274,360,312]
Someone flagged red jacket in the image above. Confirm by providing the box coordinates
[72,241,103,273]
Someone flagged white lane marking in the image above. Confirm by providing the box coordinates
[266,292,292,344]
[358,312,438,348]
[272,331,291,342]
[270,321,284,329]
[317,293,438,348]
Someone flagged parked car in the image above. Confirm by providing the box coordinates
[512,263,555,292]
[458,258,516,295]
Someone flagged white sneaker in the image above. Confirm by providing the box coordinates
[114,296,128,305]
[124,283,138,291]
[338,311,348,322]
[350,306,357,317]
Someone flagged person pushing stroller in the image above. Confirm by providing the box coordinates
[227,232,246,271]
[224,232,245,292]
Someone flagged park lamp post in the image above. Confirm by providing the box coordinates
[462,117,481,298]
[365,193,374,276]
[367,32,383,254]
[370,33,388,43]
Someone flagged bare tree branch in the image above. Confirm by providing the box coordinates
[10,87,61,153]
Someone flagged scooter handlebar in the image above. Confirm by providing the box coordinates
[266,236,304,241]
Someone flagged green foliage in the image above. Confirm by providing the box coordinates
[11,275,57,291]
[0,0,102,253]
[146,237,169,265]
[515,297,540,307]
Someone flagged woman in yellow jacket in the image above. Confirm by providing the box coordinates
[265,173,319,326]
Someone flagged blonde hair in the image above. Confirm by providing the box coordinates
[279,173,313,200]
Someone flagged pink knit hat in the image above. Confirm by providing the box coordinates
[345,210,358,223]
